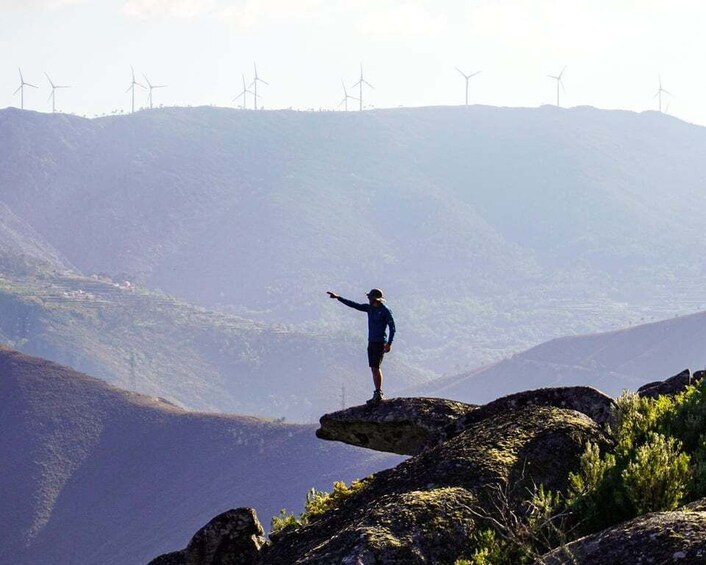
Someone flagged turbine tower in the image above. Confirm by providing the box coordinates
[233,74,253,109]
[249,62,268,110]
[125,66,145,113]
[547,66,567,107]
[337,79,359,111]
[45,73,70,113]
[14,68,38,110]
[143,74,167,109]
[455,68,481,106]
[351,64,374,111]
[654,75,672,113]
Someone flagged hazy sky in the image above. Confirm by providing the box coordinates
[1,1,706,124]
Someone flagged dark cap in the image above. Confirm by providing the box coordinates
[366,288,385,302]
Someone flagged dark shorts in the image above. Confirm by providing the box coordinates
[367,341,386,369]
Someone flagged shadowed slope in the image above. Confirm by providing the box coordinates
[0,347,401,565]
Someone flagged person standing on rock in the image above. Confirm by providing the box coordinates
[327,288,395,404]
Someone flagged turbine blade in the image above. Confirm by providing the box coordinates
[45,72,55,88]
[559,65,567,78]
[363,80,374,89]
[47,92,53,103]
[561,81,567,93]
[18,68,23,82]
[259,79,269,86]
[455,67,467,78]
[135,81,146,89]
[470,71,482,78]
[143,74,152,88]
[27,83,38,89]
[663,89,673,96]
[126,84,133,94]
[13,86,22,95]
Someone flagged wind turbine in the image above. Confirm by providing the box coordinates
[455,68,481,106]
[45,73,70,113]
[351,64,374,111]
[547,66,567,107]
[143,74,167,109]
[249,62,268,110]
[654,75,672,113]
[233,74,253,109]
[125,66,145,113]
[14,68,38,110]
[337,79,358,111]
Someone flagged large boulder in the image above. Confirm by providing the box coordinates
[460,386,616,429]
[537,504,706,564]
[148,508,265,565]
[263,404,608,564]
[316,397,477,456]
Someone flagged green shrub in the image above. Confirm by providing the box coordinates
[456,529,506,565]
[269,478,369,537]
[621,432,690,514]
[302,479,368,522]
[270,509,300,535]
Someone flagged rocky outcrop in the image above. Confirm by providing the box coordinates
[263,404,608,564]
[148,508,265,565]
[316,387,614,457]
[316,397,477,455]
[638,368,706,399]
[536,505,706,564]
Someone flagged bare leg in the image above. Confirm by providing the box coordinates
[371,367,383,391]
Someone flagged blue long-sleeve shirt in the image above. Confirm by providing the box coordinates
[338,297,396,344]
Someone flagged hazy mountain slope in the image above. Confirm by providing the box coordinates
[0,347,401,565]
[412,310,706,403]
[0,272,427,422]
[0,200,69,272]
[1,106,706,372]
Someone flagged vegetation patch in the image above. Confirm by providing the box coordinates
[270,478,369,535]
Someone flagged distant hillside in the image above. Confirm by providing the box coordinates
[1,106,706,372]
[412,309,706,403]
[0,347,401,565]
[0,271,428,422]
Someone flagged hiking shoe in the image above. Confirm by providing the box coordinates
[366,390,384,405]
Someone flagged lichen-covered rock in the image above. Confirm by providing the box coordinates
[263,405,608,564]
[460,386,616,429]
[638,368,706,399]
[316,397,477,455]
[536,506,706,564]
[148,508,265,565]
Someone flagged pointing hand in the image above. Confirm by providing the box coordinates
[327,291,339,299]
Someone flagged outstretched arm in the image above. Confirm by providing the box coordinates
[326,291,368,312]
